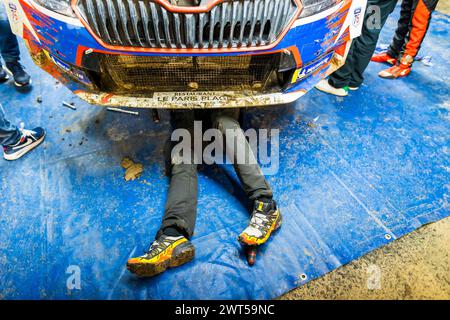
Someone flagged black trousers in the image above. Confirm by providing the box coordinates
[387,0,439,59]
[329,0,398,88]
[156,109,273,239]
[0,19,21,64]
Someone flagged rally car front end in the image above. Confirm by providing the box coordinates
[4,0,367,109]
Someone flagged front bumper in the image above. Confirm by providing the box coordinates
[5,0,367,108]
[76,90,306,109]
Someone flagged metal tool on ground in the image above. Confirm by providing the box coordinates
[62,101,76,110]
[107,107,139,116]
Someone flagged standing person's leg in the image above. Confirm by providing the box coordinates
[402,0,439,59]
[0,19,20,63]
[325,40,357,91]
[210,109,281,248]
[379,0,438,78]
[0,104,21,146]
[386,0,415,59]
[345,0,399,87]
[0,19,14,81]
[317,0,398,96]
[0,19,31,86]
[127,111,197,278]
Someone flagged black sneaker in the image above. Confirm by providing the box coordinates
[127,234,195,277]
[0,67,9,82]
[3,126,46,161]
[5,61,31,87]
[238,199,282,246]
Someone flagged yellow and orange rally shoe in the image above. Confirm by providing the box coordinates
[238,200,282,246]
[378,55,413,79]
[127,235,195,277]
[371,52,398,65]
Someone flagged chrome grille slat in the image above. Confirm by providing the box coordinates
[116,0,133,45]
[218,2,227,47]
[258,0,270,45]
[248,1,260,46]
[173,13,183,48]
[238,1,248,45]
[78,0,298,49]
[185,14,195,48]
[149,2,162,47]
[208,7,216,47]
[138,1,153,46]
[229,1,238,47]
[269,0,284,42]
[198,13,205,48]
[95,0,112,43]
[161,9,173,48]
[127,0,144,46]
[105,0,122,45]
[83,0,101,37]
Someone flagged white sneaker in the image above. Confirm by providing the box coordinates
[348,86,359,91]
[315,79,348,97]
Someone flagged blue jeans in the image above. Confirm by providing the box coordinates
[0,104,21,146]
[0,17,20,64]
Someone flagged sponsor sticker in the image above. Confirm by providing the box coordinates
[49,54,89,83]
[154,91,235,105]
[353,7,362,27]
[292,51,334,83]
[8,3,19,22]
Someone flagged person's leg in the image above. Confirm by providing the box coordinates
[402,0,438,60]
[379,0,438,79]
[321,0,398,94]
[386,0,415,58]
[156,110,198,239]
[0,104,21,146]
[327,42,356,89]
[127,111,197,277]
[0,19,20,63]
[0,19,31,86]
[210,109,273,201]
[210,109,281,249]
[347,0,399,87]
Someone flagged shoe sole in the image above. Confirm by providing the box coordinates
[315,84,348,97]
[5,67,32,87]
[3,133,46,161]
[378,73,410,79]
[371,60,396,65]
[378,74,395,79]
[0,74,9,82]
[127,244,195,278]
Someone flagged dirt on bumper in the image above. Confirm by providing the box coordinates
[75,90,306,109]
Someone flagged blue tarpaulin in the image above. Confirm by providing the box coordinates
[0,8,449,299]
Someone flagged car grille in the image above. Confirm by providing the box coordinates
[76,0,299,49]
[99,54,280,93]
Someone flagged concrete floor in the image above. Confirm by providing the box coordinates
[281,217,450,299]
[438,1,450,15]
[281,4,450,300]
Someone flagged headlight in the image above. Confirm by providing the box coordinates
[300,0,340,18]
[33,0,76,17]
